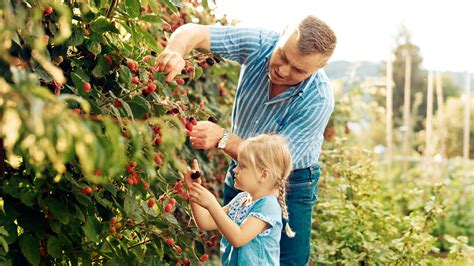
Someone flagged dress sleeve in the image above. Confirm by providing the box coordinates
[247,196,282,229]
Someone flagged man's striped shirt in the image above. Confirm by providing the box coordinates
[210,26,334,184]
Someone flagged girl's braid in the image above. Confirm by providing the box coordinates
[278,178,295,237]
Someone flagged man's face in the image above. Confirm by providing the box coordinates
[269,30,327,87]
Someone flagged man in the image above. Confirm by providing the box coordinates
[156,15,336,265]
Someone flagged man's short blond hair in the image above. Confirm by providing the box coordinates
[297,15,337,57]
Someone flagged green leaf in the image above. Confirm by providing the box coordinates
[19,234,40,266]
[129,95,151,117]
[49,220,61,234]
[161,0,178,14]
[90,16,119,34]
[93,194,113,208]
[118,65,132,85]
[3,222,17,244]
[121,100,135,119]
[47,236,62,258]
[164,214,180,227]
[66,27,85,46]
[194,66,204,80]
[125,0,141,18]
[124,196,135,216]
[86,40,102,57]
[43,198,70,225]
[0,236,8,253]
[19,187,38,207]
[140,15,163,23]
[141,30,160,53]
[59,94,91,113]
[92,56,109,78]
[83,217,100,242]
[82,253,92,266]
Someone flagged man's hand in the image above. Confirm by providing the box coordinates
[155,49,186,82]
[188,121,224,150]
[189,183,219,209]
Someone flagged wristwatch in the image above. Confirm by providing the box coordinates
[217,129,229,149]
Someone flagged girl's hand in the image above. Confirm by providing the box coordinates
[184,159,202,190]
[189,183,218,209]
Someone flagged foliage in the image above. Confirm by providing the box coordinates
[312,134,474,264]
[312,138,445,264]
[0,0,238,264]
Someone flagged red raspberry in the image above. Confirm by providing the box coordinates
[143,182,149,190]
[164,202,173,213]
[146,83,156,94]
[185,123,193,131]
[104,55,113,65]
[154,137,162,145]
[82,82,91,93]
[127,61,138,72]
[168,198,176,206]
[166,238,175,247]
[176,78,185,85]
[131,76,140,84]
[154,153,163,166]
[183,258,190,266]
[44,6,53,16]
[143,55,152,62]
[113,99,122,108]
[175,245,182,253]
[200,253,209,262]
[80,186,92,195]
[148,198,155,208]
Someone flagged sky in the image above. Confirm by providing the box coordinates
[214,0,474,73]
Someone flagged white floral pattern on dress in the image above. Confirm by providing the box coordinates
[228,193,275,236]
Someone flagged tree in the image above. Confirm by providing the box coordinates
[391,25,426,130]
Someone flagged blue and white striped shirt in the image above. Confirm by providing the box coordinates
[210,26,334,185]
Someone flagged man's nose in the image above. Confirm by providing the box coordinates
[278,64,290,77]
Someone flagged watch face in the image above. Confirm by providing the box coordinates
[218,140,227,149]
[218,129,228,149]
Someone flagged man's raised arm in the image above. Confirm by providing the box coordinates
[155,23,210,82]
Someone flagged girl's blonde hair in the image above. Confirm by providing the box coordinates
[237,134,295,237]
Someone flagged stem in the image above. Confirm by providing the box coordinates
[106,0,119,19]
[128,239,152,249]
[0,138,4,178]
[99,87,142,107]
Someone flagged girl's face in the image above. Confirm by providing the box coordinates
[233,161,261,193]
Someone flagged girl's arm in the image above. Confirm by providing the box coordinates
[185,159,229,230]
[191,201,229,231]
[190,183,268,248]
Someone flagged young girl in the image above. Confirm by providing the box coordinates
[186,134,295,265]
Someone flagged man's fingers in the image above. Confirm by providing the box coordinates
[156,54,172,73]
[189,137,204,146]
[193,122,210,131]
[188,130,206,138]
[166,69,180,83]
